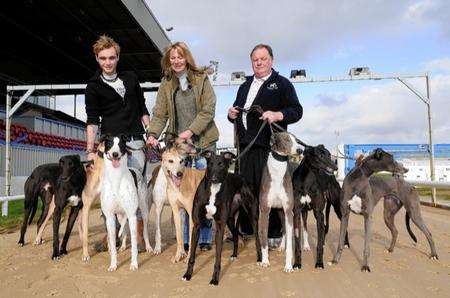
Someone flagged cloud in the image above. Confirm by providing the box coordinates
[404,0,450,40]
[424,57,450,73]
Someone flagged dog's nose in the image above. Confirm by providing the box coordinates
[112,152,119,158]
[176,172,183,178]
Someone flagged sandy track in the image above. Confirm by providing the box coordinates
[0,204,449,297]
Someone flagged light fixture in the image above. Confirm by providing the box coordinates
[349,67,370,76]
[231,71,246,82]
[290,69,306,79]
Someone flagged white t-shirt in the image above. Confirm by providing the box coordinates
[101,73,126,99]
[242,72,272,129]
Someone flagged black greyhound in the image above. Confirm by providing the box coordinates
[19,163,61,246]
[52,155,87,260]
[292,144,348,269]
[182,151,261,285]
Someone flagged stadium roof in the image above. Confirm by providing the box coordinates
[0,0,171,96]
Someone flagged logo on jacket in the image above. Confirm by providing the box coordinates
[267,83,278,90]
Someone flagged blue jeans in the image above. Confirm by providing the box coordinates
[182,156,212,245]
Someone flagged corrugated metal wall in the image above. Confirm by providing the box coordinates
[0,143,84,176]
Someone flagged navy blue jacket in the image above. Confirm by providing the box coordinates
[228,70,303,148]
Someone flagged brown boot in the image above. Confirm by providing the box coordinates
[137,219,145,253]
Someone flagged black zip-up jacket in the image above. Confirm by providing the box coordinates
[85,70,149,136]
[228,70,303,148]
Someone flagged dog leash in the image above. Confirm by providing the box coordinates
[232,105,308,163]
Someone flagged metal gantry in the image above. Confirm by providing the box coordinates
[1,72,439,215]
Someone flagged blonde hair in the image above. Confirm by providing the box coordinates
[92,35,121,57]
[161,42,201,77]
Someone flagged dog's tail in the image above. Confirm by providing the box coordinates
[325,199,331,235]
[25,180,40,226]
[405,212,417,243]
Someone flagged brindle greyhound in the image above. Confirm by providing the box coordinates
[330,148,411,272]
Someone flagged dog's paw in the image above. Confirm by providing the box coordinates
[284,265,294,273]
[145,245,153,254]
[182,273,192,281]
[387,248,394,253]
[315,262,324,269]
[60,249,68,256]
[303,244,311,252]
[230,255,237,261]
[293,263,302,270]
[18,240,25,247]
[328,260,338,266]
[130,263,138,271]
[430,254,439,260]
[172,252,187,263]
[257,260,270,268]
[361,265,371,272]
[33,238,44,245]
[82,255,91,262]
[52,254,60,261]
[209,278,219,286]
[108,265,117,272]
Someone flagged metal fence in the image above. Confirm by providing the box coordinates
[0,143,83,176]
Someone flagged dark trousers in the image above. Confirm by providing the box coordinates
[237,145,282,238]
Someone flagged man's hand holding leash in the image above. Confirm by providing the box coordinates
[260,111,283,124]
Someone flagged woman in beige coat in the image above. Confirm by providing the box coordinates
[147,42,219,250]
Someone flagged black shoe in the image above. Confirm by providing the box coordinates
[184,243,189,252]
[200,243,212,251]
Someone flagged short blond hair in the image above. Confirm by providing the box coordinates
[92,35,121,57]
[161,42,201,77]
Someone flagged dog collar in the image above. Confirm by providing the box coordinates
[271,150,288,162]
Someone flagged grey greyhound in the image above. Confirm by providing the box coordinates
[330,148,416,272]
[368,175,438,257]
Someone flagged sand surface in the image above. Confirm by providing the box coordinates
[1,203,449,297]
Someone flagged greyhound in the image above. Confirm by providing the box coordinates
[258,131,303,273]
[368,175,438,256]
[182,151,261,285]
[330,148,410,272]
[51,155,87,260]
[147,136,198,255]
[292,144,349,269]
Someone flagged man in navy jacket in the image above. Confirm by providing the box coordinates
[228,44,302,242]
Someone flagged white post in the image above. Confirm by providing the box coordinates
[337,143,346,181]
[425,74,437,205]
[3,92,12,216]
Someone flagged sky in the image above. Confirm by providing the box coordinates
[58,0,450,150]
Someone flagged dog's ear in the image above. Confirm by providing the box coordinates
[221,151,236,160]
[355,155,364,166]
[270,134,276,147]
[120,134,130,144]
[201,150,214,160]
[98,134,107,144]
[374,148,383,160]
[164,132,177,149]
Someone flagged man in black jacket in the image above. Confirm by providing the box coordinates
[228,44,303,243]
[85,35,150,251]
